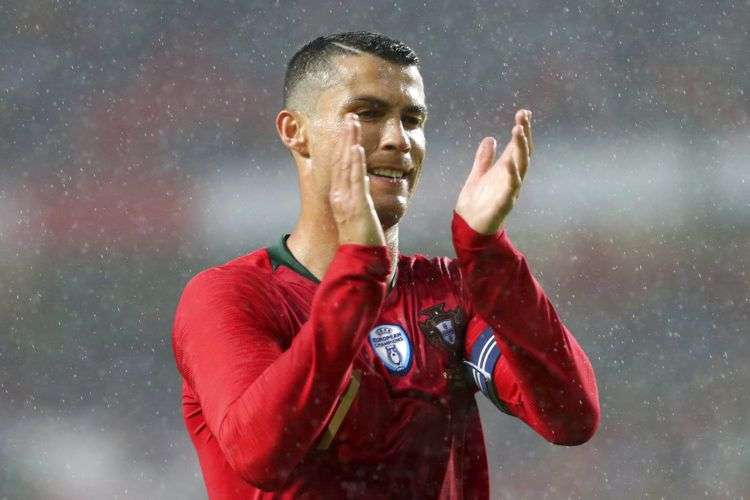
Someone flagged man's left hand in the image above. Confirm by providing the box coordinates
[455,109,533,235]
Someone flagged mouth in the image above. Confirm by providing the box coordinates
[367,167,409,183]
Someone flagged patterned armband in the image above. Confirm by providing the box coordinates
[463,327,512,415]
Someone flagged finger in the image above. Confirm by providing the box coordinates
[332,114,355,190]
[348,115,363,185]
[511,124,529,181]
[346,117,364,185]
[349,144,367,196]
[351,113,362,146]
[525,110,533,157]
[517,109,532,157]
[332,113,352,166]
[468,137,497,182]
[515,109,533,154]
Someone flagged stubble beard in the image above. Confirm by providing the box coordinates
[371,192,409,231]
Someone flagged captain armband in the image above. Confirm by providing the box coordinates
[463,326,512,415]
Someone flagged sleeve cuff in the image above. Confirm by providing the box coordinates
[451,211,515,254]
[333,244,391,282]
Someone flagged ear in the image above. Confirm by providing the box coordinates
[275,109,310,158]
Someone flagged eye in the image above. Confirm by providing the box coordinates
[402,115,424,128]
[356,109,383,120]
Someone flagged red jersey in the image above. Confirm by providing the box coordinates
[172,212,599,499]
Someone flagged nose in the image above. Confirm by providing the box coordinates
[380,117,411,153]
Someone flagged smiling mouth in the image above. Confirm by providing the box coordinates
[367,167,408,181]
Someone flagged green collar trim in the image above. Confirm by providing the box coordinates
[267,234,320,283]
[267,234,397,291]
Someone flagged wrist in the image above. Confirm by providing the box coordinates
[337,229,386,247]
[452,211,507,245]
[453,209,506,235]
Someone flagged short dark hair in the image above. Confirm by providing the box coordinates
[283,31,420,108]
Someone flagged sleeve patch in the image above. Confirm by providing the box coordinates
[463,327,511,414]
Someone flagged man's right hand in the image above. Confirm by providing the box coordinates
[328,114,386,247]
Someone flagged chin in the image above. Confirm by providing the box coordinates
[374,200,407,230]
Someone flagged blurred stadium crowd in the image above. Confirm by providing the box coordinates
[1,1,748,498]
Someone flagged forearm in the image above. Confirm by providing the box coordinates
[452,211,599,443]
[492,327,599,444]
[175,244,390,489]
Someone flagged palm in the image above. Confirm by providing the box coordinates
[455,110,532,234]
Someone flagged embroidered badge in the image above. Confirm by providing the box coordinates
[418,303,466,352]
[368,324,413,376]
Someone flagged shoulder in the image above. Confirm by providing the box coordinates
[172,246,289,345]
[175,247,279,316]
[171,247,286,373]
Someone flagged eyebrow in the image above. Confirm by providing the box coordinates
[346,95,428,118]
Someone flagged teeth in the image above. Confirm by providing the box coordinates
[370,168,404,179]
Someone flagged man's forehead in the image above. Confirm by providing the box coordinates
[330,54,425,106]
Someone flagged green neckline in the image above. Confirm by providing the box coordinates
[267,234,397,291]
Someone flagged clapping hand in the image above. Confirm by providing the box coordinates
[455,109,533,235]
[327,113,386,247]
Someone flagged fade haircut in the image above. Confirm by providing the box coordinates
[283,31,420,113]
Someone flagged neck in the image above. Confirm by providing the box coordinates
[286,203,399,284]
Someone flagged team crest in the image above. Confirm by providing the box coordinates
[368,324,413,376]
[418,303,466,352]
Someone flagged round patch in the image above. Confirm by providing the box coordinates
[368,324,413,376]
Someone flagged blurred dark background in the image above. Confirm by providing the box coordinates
[1,1,748,498]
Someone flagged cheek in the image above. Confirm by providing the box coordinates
[359,126,381,155]
[305,124,343,189]
[310,139,334,161]
[308,125,344,172]
[309,120,338,153]
[410,131,426,163]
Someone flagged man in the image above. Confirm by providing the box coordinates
[172,32,599,499]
